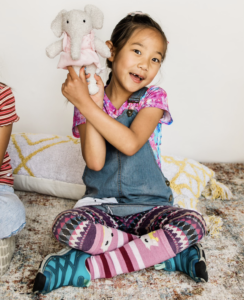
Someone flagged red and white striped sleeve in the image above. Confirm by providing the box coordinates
[0,85,19,126]
[0,84,19,187]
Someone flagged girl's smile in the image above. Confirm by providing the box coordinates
[129,72,145,83]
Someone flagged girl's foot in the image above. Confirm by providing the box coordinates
[154,243,208,283]
[0,236,15,276]
[33,247,91,294]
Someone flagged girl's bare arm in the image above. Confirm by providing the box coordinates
[79,101,162,156]
[78,121,106,171]
[0,124,12,168]
[76,71,106,170]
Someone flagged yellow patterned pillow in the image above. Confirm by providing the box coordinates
[161,155,232,210]
[160,155,215,210]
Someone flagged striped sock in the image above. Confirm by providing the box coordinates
[86,228,175,279]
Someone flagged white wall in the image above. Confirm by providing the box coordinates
[0,0,243,162]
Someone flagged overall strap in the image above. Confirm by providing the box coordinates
[127,87,148,103]
[126,87,148,117]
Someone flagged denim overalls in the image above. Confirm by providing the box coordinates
[82,87,174,217]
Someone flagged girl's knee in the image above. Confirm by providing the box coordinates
[52,210,72,234]
[0,192,25,220]
[0,192,25,239]
[188,211,207,239]
[179,209,206,224]
[52,209,87,229]
[192,211,207,231]
[51,209,88,244]
[171,209,207,238]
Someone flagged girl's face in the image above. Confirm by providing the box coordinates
[110,28,165,93]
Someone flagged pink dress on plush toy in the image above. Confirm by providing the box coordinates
[57,30,101,69]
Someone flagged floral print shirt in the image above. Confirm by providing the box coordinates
[72,85,173,168]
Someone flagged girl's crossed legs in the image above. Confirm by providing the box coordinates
[52,206,207,280]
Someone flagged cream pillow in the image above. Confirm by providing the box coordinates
[7,133,231,211]
[7,133,86,199]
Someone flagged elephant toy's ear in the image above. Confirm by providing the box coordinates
[51,9,67,37]
[84,5,104,29]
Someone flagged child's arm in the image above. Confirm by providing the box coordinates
[76,71,106,170]
[0,124,12,168]
[63,67,163,159]
[81,103,162,156]
[78,121,106,170]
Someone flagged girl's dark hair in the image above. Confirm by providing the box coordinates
[106,14,168,85]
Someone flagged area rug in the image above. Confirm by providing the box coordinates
[0,163,243,300]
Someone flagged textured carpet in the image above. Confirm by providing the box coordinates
[0,163,244,300]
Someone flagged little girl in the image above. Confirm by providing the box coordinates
[33,12,208,294]
[0,82,26,276]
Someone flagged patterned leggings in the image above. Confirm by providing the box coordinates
[51,206,206,280]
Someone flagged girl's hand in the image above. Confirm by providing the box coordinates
[86,73,104,109]
[62,66,90,108]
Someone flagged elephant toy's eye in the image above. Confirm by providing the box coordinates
[83,20,86,23]
[67,20,69,24]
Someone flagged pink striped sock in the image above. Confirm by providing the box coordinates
[86,229,176,280]
[87,224,138,255]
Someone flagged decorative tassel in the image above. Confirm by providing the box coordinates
[204,215,223,237]
[202,178,233,200]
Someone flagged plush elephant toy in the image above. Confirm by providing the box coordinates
[46,5,111,95]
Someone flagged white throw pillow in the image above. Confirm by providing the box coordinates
[8,133,86,199]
